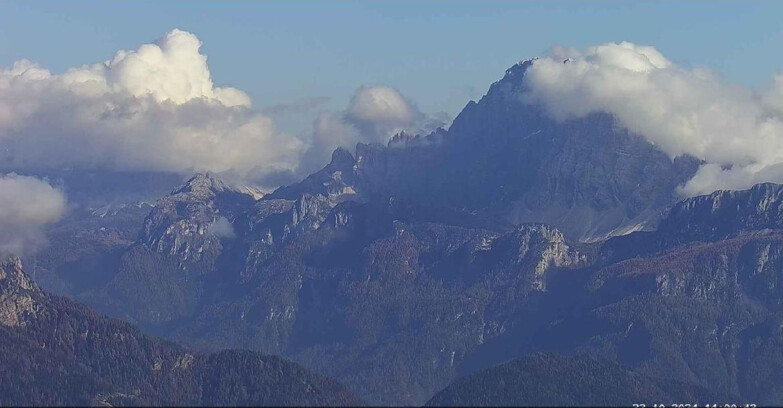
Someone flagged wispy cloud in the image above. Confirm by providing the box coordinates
[262,96,331,116]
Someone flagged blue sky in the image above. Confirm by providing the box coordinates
[2,1,783,128]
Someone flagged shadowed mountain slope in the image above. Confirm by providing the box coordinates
[0,257,361,406]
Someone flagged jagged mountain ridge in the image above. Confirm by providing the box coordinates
[63,171,587,405]
[0,258,362,406]
[24,58,783,406]
[39,172,783,405]
[272,60,700,241]
[80,174,783,404]
[457,182,783,406]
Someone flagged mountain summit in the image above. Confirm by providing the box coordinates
[25,59,776,406]
[278,59,700,241]
[0,257,40,327]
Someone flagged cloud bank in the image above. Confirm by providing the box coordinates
[0,29,447,187]
[0,174,66,255]
[524,41,783,196]
[0,29,303,181]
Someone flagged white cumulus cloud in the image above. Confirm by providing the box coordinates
[345,85,421,143]
[524,41,783,196]
[0,29,303,182]
[0,174,66,255]
[301,85,448,171]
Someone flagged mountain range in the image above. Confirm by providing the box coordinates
[0,257,361,406]
[10,59,783,406]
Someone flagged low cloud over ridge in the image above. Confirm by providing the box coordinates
[303,85,448,171]
[524,41,783,196]
[0,174,66,255]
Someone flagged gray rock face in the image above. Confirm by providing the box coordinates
[0,258,40,327]
[140,173,255,263]
[269,148,361,202]
[660,182,783,238]
[489,224,586,291]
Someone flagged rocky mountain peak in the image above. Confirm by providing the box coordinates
[330,147,356,169]
[0,257,35,292]
[0,257,41,327]
[502,58,535,80]
[277,58,696,242]
[138,173,257,266]
[173,172,232,198]
[268,148,360,201]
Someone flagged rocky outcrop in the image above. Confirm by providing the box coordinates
[139,173,256,265]
[0,258,41,327]
[268,148,361,201]
[660,183,783,239]
[505,224,585,291]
